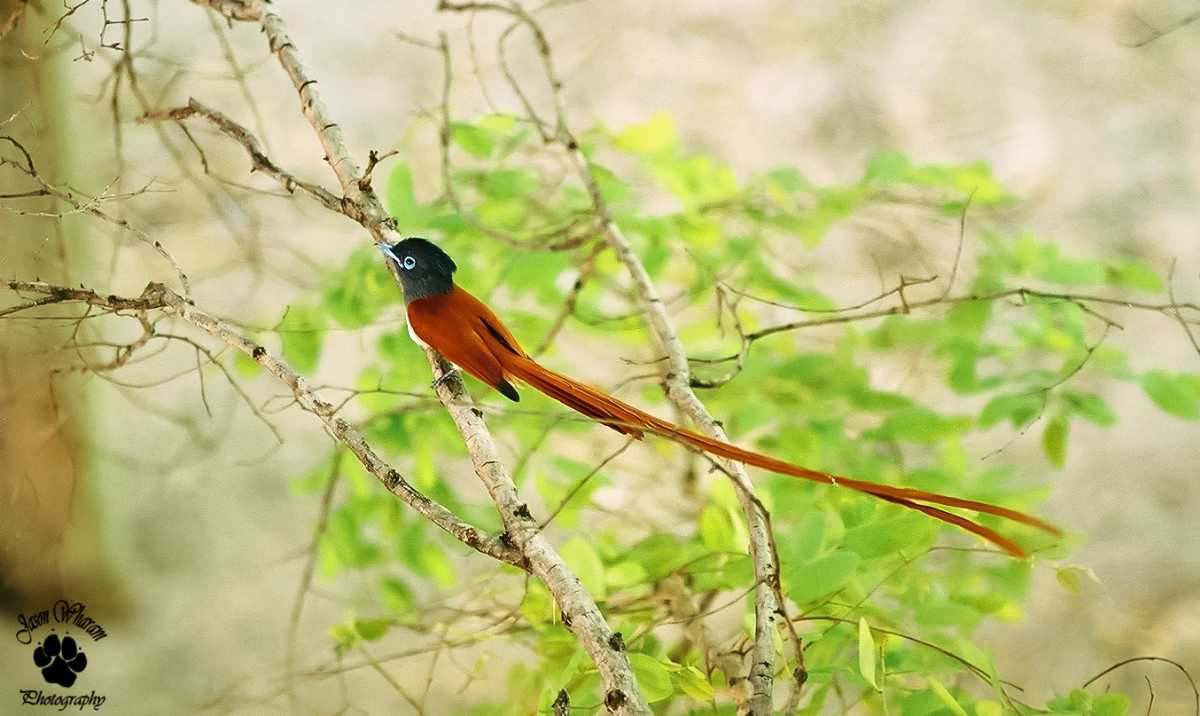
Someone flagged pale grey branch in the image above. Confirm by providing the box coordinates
[2,279,521,566]
[177,0,652,710]
[436,1,789,709]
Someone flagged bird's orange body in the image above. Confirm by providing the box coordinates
[408,287,525,397]
[388,238,1062,557]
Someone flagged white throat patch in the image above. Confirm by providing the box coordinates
[407,320,429,348]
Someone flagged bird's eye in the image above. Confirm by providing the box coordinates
[402,255,416,270]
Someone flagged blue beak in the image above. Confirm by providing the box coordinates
[378,243,400,266]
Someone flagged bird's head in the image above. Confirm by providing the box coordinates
[379,237,457,303]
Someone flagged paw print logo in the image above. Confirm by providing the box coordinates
[33,633,88,687]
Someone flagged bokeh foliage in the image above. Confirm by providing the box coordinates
[270,112,1195,714]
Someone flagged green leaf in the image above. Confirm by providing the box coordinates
[793,186,862,245]
[675,665,714,702]
[290,458,334,495]
[1141,370,1200,419]
[385,162,422,228]
[699,504,737,552]
[947,299,993,334]
[279,304,326,374]
[625,533,701,580]
[975,701,1004,716]
[476,113,516,134]
[1042,416,1069,468]
[785,549,860,604]
[614,112,677,156]
[842,512,934,559]
[1055,565,1099,594]
[329,623,357,655]
[476,198,526,228]
[560,536,607,600]
[873,407,971,443]
[233,335,262,378]
[1092,346,1133,379]
[412,542,456,589]
[857,617,878,689]
[380,577,415,613]
[1107,261,1163,292]
[605,561,648,590]
[1048,687,1093,712]
[481,168,539,199]
[1061,390,1117,426]
[628,653,674,702]
[928,677,969,716]
[1092,692,1131,716]
[588,162,630,203]
[863,151,913,184]
[689,553,754,592]
[519,582,555,627]
[1039,257,1107,285]
[652,154,739,207]
[353,617,392,641]
[451,122,494,158]
[710,478,746,519]
[323,505,381,571]
[784,511,826,561]
[322,247,399,327]
[979,393,1045,428]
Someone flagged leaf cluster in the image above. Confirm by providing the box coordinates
[263,112,1194,713]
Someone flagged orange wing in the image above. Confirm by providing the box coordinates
[406,286,527,400]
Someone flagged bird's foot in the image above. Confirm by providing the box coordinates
[431,368,461,392]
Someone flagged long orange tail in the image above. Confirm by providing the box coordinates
[505,354,1061,557]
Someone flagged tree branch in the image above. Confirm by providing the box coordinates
[138,98,344,213]
[3,279,521,566]
[436,1,786,710]
[421,349,651,714]
[693,285,1200,370]
[175,0,652,710]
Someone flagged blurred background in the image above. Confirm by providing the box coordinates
[2,0,1198,713]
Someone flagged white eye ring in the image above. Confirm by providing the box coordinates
[402,255,416,270]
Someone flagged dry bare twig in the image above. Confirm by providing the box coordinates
[3,279,521,565]
[138,98,343,212]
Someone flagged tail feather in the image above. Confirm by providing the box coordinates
[505,356,1061,557]
[509,355,649,438]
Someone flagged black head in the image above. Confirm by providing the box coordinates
[380,238,457,303]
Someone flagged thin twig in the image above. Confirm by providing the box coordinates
[936,187,976,301]
[1167,258,1200,362]
[287,452,341,711]
[138,99,343,212]
[1082,656,1199,716]
[538,438,634,529]
[2,279,522,566]
[0,135,192,295]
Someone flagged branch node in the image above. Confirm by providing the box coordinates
[605,689,628,712]
[551,690,570,716]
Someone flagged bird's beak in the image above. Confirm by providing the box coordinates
[378,243,399,266]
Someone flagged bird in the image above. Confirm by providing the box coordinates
[380,237,1061,557]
